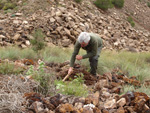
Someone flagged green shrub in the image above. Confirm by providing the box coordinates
[31,29,46,52]
[4,9,12,14]
[74,0,82,3]
[147,2,150,8]
[112,0,124,8]
[128,17,132,22]
[130,21,135,27]
[26,61,56,95]
[94,0,113,10]
[0,0,7,9]
[0,2,4,9]
[3,2,16,10]
[127,16,135,27]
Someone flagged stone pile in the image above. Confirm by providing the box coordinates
[0,0,150,52]
[23,63,150,113]
[24,91,150,113]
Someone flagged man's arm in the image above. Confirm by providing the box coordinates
[70,41,81,67]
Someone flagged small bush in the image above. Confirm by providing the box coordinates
[3,2,16,10]
[0,2,4,9]
[31,29,46,52]
[94,0,113,10]
[74,0,82,3]
[26,61,56,95]
[127,16,135,27]
[112,0,124,8]
[130,21,135,27]
[147,2,150,8]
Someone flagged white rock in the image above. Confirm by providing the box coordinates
[117,98,126,107]
[50,18,55,23]
[56,11,62,16]
[0,35,6,38]
[84,104,95,108]
[21,44,27,48]
[104,99,116,109]
[13,20,20,24]
[15,13,23,16]
[114,42,119,46]
[13,34,20,40]
[25,40,30,46]
[23,21,28,24]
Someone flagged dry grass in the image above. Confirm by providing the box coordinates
[0,75,38,113]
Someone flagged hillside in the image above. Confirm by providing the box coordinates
[1,0,150,113]
[0,0,150,52]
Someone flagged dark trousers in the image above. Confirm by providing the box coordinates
[89,46,102,76]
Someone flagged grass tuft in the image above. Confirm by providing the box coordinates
[0,47,150,96]
[0,62,24,75]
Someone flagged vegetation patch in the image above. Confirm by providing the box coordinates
[0,62,24,75]
[0,0,17,10]
[0,0,4,9]
[0,47,150,96]
[31,29,46,52]
[2,2,16,10]
[0,0,28,10]
[74,0,82,3]
[26,61,56,95]
[0,47,37,60]
[123,85,150,96]
[94,0,113,10]
[55,74,88,97]
[112,0,124,8]
[147,2,150,8]
[127,16,135,27]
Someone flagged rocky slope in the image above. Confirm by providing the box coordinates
[1,1,150,113]
[123,0,150,31]
[0,0,150,52]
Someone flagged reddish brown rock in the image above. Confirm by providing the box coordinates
[55,103,74,113]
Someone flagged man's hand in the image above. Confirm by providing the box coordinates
[76,55,83,60]
[68,67,73,75]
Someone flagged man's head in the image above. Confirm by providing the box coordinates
[78,32,90,47]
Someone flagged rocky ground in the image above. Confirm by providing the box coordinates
[1,59,150,113]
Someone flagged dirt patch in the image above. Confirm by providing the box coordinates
[46,62,97,85]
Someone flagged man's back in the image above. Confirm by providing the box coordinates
[89,33,103,48]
